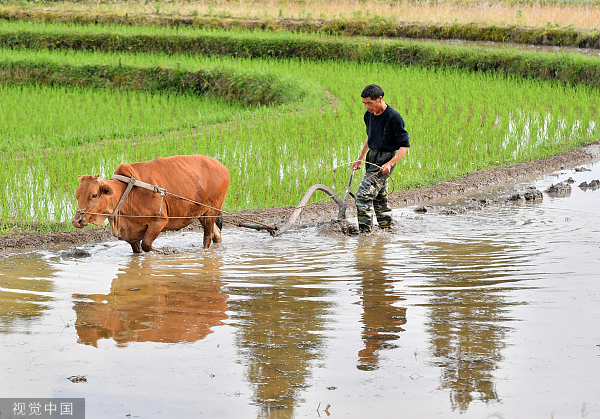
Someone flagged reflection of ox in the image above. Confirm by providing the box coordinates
[73,256,227,346]
[72,155,230,252]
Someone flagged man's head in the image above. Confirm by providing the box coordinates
[361,84,384,100]
[361,84,386,115]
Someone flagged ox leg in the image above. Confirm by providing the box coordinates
[130,240,142,254]
[212,225,222,244]
[200,215,217,249]
[141,220,168,252]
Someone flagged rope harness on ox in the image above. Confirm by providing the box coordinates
[110,175,167,218]
[75,191,104,218]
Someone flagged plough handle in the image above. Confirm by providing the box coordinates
[344,168,356,201]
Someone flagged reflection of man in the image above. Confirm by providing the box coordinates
[353,239,407,370]
[422,240,506,412]
[226,270,332,417]
[352,84,410,233]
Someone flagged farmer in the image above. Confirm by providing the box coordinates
[352,84,410,233]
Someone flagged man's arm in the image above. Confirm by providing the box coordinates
[352,136,369,170]
[380,147,409,175]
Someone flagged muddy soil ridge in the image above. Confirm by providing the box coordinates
[1,141,599,252]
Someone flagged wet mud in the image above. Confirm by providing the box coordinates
[415,197,499,215]
[546,180,572,197]
[2,141,599,252]
[579,179,600,190]
[507,186,544,202]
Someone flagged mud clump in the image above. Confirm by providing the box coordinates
[414,205,434,214]
[417,188,546,215]
[319,219,359,236]
[578,179,600,190]
[60,248,92,259]
[415,205,437,214]
[415,198,498,215]
[546,181,572,197]
[154,246,179,255]
[508,186,544,202]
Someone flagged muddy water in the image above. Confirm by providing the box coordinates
[1,163,600,419]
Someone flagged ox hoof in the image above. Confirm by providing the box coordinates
[130,242,143,253]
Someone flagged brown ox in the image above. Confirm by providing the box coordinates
[72,155,230,253]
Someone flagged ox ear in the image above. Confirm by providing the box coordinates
[78,174,100,181]
[100,181,115,196]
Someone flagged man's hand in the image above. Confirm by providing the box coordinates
[353,137,369,171]
[380,161,393,175]
[380,147,408,175]
[352,160,363,170]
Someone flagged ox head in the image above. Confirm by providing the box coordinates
[72,174,115,228]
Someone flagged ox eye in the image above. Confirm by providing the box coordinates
[91,194,98,199]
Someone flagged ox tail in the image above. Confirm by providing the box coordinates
[216,211,223,230]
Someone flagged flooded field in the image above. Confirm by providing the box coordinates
[1,162,600,419]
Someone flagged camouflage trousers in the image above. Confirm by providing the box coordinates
[355,171,395,233]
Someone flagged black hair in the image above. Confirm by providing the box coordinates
[361,84,384,100]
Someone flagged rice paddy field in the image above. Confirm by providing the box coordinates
[0,8,600,232]
[3,5,600,419]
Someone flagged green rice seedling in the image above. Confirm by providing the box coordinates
[0,83,253,152]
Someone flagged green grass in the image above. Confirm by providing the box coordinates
[1,47,599,230]
[2,5,600,49]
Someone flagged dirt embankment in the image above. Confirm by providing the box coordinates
[1,141,598,252]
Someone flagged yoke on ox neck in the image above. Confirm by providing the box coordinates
[110,174,168,196]
[108,174,169,219]
[108,175,137,219]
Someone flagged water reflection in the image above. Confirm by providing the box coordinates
[0,254,56,332]
[353,239,407,371]
[226,253,334,419]
[73,254,227,346]
[418,237,522,412]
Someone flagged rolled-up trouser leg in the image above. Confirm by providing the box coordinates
[373,183,394,228]
[355,188,374,233]
[355,172,390,232]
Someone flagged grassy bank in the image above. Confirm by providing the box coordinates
[2,6,600,49]
[1,23,600,88]
[0,55,313,108]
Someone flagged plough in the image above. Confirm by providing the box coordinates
[234,169,356,236]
